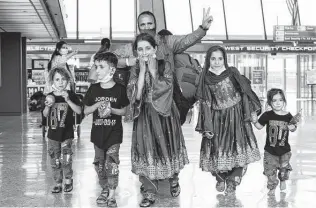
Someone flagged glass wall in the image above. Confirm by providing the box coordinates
[78,0,110,39]
[164,0,192,34]
[234,54,267,98]
[62,0,316,40]
[190,0,227,40]
[224,0,265,40]
[63,0,135,40]
[299,55,316,99]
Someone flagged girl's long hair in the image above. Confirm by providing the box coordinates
[203,45,229,71]
[133,33,164,77]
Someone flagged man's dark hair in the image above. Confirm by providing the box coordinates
[158,29,173,36]
[137,11,157,30]
[94,52,118,68]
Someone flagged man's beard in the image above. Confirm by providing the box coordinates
[140,28,156,37]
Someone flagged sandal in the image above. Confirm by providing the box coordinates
[64,179,73,192]
[107,198,117,207]
[216,181,225,192]
[51,185,62,193]
[170,182,181,197]
[140,184,145,194]
[139,198,155,207]
[96,189,109,204]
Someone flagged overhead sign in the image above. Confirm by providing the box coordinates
[224,45,316,53]
[274,25,316,42]
[27,45,73,51]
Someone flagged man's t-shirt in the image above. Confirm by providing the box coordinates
[47,91,81,142]
[258,110,293,156]
[83,83,130,150]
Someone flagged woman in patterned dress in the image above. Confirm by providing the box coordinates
[126,33,189,207]
[195,45,262,196]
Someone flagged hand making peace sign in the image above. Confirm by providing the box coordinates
[201,7,213,30]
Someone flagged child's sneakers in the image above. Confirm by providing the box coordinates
[51,184,62,193]
[280,181,286,191]
[64,179,73,192]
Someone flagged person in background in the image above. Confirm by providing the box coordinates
[113,9,213,69]
[88,38,111,83]
[44,41,78,94]
[157,29,202,125]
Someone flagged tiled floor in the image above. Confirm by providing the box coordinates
[0,100,316,207]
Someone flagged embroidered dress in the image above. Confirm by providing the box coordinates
[126,57,189,180]
[196,68,261,174]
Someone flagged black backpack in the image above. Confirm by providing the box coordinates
[173,53,202,125]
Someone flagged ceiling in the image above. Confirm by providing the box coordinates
[0,0,66,41]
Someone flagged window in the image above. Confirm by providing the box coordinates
[63,0,77,38]
[224,0,264,39]
[298,0,316,26]
[164,0,192,35]
[262,0,292,39]
[112,0,135,39]
[78,0,110,39]
[190,0,227,40]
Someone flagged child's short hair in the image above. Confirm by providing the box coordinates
[48,67,71,84]
[94,52,118,68]
[266,88,287,107]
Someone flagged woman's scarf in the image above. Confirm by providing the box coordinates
[195,66,262,118]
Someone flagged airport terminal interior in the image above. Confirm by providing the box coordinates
[0,0,316,207]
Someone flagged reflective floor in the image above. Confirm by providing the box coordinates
[0,100,316,207]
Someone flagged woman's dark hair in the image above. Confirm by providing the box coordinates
[96,38,111,54]
[137,11,157,30]
[133,33,157,51]
[204,45,229,71]
[266,88,287,109]
[48,67,71,85]
[133,33,164,78]
[48,41,68,71]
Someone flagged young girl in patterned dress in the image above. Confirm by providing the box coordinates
[195,45,261,196]
[126,33,189,207]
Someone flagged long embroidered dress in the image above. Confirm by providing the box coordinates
[196,68,261,173]
[126,56,189,180]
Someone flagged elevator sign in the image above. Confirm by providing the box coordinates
[274,25,316,42]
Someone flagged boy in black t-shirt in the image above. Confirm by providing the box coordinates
[43,67,82,193]
[251,88,300,196]
[83,52,129,207]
